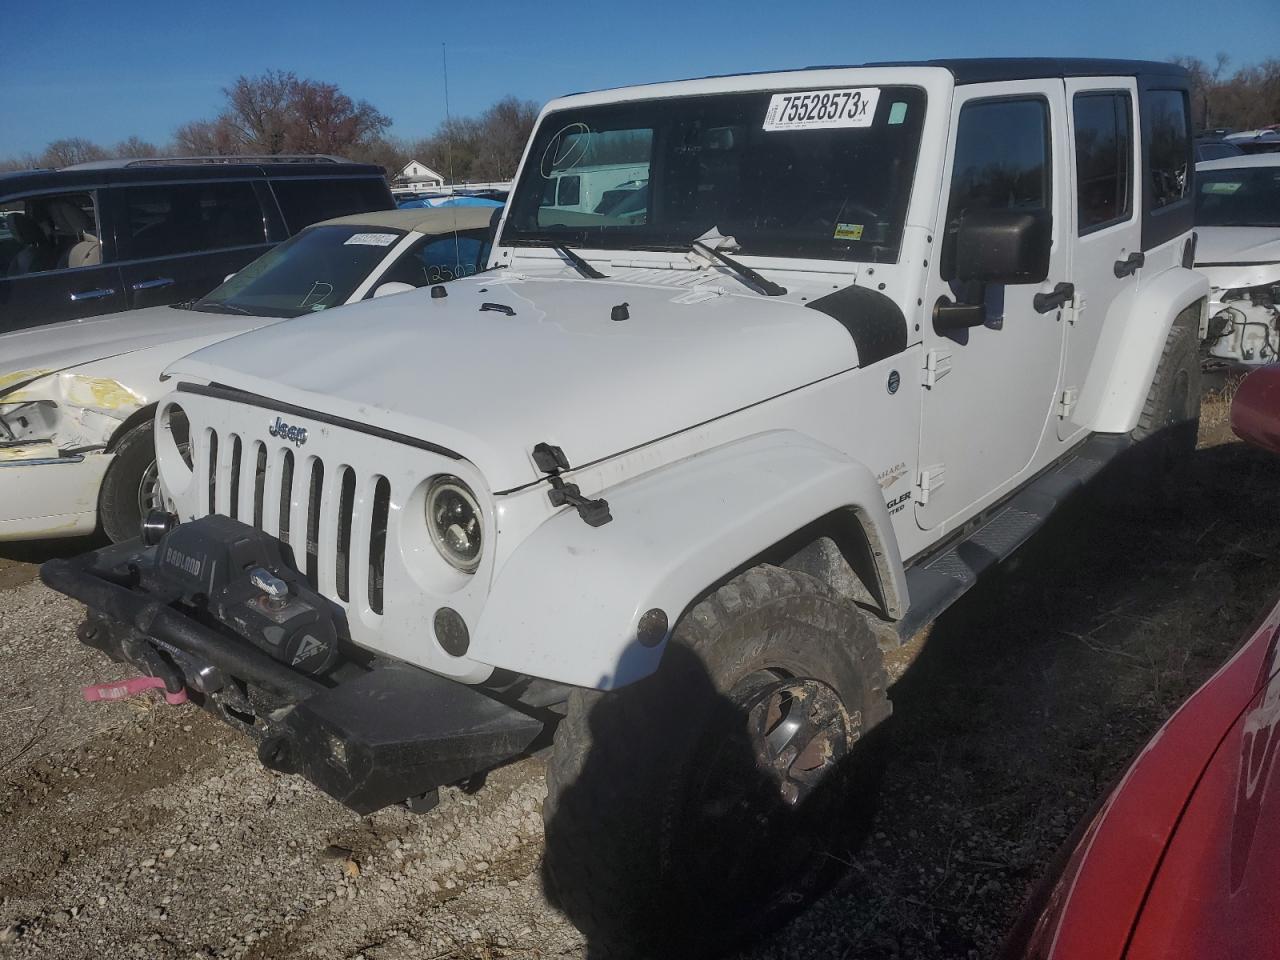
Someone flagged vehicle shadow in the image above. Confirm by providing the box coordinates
[541,437,1280,960]
[0,534,103,590]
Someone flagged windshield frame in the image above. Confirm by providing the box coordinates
[501,85,929,265]
[192,223,408,319]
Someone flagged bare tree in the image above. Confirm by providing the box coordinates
[41,137,108,168]
[114,135,161,159]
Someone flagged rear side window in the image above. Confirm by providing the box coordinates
[376,229,491,288]
[122,181,267,260]
[1145,90,1191,209]
[1073,92,1133,233]
[270,177,393,233]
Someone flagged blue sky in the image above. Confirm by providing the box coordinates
[2,0,1276,157]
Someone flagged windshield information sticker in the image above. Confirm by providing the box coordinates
[763,88,881,131]
[344,233,398,246]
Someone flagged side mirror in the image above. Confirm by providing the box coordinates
[372,281,416,299]
[951,208,1051,285]
[935,208,1051,331]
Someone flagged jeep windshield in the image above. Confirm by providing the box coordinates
[188,224,406,318]
[504,86,927,264]
[1195,165,1280,228]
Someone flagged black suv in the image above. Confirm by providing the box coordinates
[0,156,393,333]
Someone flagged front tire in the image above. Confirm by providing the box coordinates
[542,565,890,956]
[99,421,164,543]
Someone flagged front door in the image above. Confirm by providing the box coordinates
[916,81,1071,532]
[1059,79,1141,441]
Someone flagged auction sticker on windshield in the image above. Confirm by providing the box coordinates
[343,233,398,246]
[762,88,881,131]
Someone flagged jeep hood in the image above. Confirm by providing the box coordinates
[169,275,860,491]
[1196,226,1280,291]
[0,306,270,398]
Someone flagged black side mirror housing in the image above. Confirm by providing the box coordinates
[950,208,1051,285]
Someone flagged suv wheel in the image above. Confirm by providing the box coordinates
[542,565,890,956]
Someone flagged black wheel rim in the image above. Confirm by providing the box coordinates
[680,673,852,911]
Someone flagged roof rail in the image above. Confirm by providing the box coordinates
[60,154,352,171]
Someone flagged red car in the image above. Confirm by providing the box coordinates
[1007,364,1280,960]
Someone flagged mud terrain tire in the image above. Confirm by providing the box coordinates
[542,565,890,957]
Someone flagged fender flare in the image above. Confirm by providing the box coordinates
[1086,266,1207,434]
[470,430,906,690]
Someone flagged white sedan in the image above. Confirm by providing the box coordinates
[0,205,496,541]
[1194,153,1280,365]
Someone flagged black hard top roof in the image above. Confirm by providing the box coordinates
[0,160,386,197]
[826,57,1189,85]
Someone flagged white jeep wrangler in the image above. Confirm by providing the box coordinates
[45,58,1205,952]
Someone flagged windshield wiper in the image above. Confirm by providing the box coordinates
[189,300,254,316]
[511,238,608,279]
[691,240,787,296]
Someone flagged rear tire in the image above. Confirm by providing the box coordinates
[1104,304,1202,510]
[99,421,163,543]
[541,565,890,956]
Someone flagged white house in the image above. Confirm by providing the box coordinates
[396,160,446,188]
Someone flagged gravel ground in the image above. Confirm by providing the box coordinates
[2,406,1278,959]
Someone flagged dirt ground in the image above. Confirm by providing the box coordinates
[2,395,1278,959]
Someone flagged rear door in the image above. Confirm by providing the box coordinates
[113,179,275,308]
[0,189,126,333]
[1059,79,1141,442]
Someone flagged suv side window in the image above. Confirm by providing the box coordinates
[942,97,1051,278]
[1,191,102,276]
[1073,92,1133,233]
[122,181,266,260]
[376,229,491,288]
[270,178,394,233]
[1146,90,1191,209]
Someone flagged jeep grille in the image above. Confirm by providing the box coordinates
[198,428,389,615]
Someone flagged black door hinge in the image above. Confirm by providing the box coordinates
[531,442,612,527]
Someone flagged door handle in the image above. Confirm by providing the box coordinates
[1113,251,1145,278]
[1033,282,1075,314]
[131,277,175,292]
[69,288,116,302]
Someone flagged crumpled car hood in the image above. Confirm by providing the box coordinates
[0,306,269,398]
[169,273,862,491]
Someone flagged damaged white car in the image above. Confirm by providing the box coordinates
[0,206,495,541]
[1194,154,1280,366]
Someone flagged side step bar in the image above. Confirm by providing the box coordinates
[895,434,1129,643]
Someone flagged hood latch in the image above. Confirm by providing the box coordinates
[532,442,612,527]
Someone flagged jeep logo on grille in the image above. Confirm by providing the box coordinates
[268,416,309,447]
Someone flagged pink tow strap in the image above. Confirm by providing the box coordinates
[82,676,188,706]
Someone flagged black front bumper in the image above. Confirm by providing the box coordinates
[42,536,557,814]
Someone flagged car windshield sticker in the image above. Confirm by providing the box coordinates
[888,101,909,125]
[762,88,881,131]
[1202,181,1243,195]
[344,233,398,246]
[834,222,864,240]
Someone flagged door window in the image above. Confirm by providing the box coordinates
[1145,90,1191,209]
[0,191,101,276]
[1073,92,1133,233]
[270,177,394,233]
[376,229,490,288]
[122,181,267,260]
[942,98,1051,278]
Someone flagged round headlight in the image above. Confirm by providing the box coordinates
[425,477,483,573]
